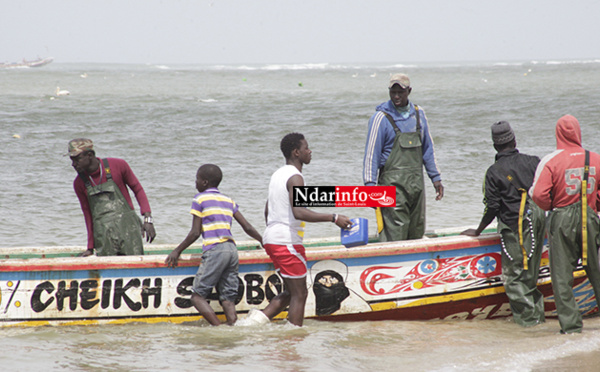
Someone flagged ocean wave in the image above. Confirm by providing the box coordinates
[262,63,331,71]
[388,63,420,69]
[208,63,385,71]
[209,63,335,71]
[107,59,600,73]
[543,59,600,65]
[33,60,600,73]
[492,62,525,67]
[493,332,600,372]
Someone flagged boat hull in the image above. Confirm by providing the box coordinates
[0,57,53,68]
[0,233,597,327]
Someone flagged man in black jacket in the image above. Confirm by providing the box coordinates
[461,121,545,327]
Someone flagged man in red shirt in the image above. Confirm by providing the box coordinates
[531,115,600,333]
[68,138,156,256]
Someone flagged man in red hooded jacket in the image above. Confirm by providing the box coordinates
[531,115,600,334]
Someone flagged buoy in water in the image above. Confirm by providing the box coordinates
[13,134,21,139]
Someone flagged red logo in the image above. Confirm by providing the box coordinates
[293,186,396,207]
[335,186,396,207]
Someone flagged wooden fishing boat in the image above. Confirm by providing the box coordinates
[0,57,53,69]
[0,228,596,327]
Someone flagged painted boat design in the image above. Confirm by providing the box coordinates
[0,230,596,327]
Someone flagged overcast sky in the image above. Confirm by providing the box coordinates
[3,0,599,65]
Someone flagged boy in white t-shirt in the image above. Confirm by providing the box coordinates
[240,133,352,327]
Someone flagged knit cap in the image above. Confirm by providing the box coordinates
[491,121,515,145]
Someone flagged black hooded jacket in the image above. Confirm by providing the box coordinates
[482,149,540,232]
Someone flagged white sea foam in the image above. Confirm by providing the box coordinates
[492,62,524,66]
[262,63,330,70]
[545,59,600,65]
[438,328,600,372]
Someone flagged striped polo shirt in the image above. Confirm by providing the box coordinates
[190,187,239,251]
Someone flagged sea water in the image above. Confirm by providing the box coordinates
[2,60,600,371]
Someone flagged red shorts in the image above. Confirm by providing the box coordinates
[264,244,307,279]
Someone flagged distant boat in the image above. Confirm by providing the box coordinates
[0,57,53,69]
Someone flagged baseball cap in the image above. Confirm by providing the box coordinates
[388,73,411,89]
[66,138,94,157]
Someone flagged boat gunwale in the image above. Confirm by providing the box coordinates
[0,233,501,272]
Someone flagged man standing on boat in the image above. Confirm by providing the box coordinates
[461,121,545,327]
[531,115,600,334]
[363,73,443,241]
[239,133,352,327]
[67,138,156,256]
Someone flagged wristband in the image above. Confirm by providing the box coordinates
[144,216,154,224]
[332,213,338,223]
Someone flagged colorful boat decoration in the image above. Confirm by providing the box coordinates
[0,57,53,69]
[0,228,596,327]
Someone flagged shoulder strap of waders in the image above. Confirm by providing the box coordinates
[582,150,590,266]
[78,172,91,188]
[496,162,531,270]
[415,105,421,132]
[382,105,421,133]
[103,158,112,181]
[383,112,400,133]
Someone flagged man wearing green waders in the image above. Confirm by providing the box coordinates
[363,73,444,241]
[461,121,545,327]
[531,115,600,334]
[68,138,156,256]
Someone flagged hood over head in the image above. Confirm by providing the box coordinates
[555,115,582,149]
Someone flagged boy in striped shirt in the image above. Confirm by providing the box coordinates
[165,164,263,326]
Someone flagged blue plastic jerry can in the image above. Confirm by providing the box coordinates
[341,218,369,248]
